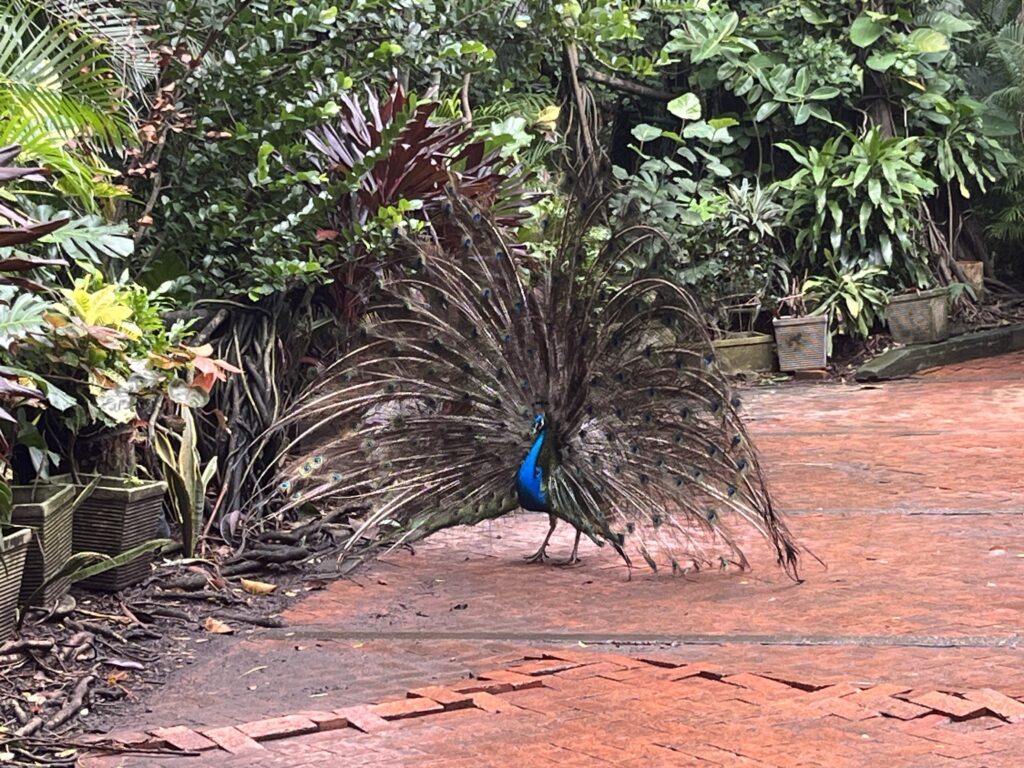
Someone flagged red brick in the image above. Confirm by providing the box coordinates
[297,710,352,731]
[238,714,317,741]
[408,686,475,709]
[902,691,988,719]
[807,696,878,721]
[723,673,800,698]
[453,680,514,695]
[201,726,266,754]
[371,697,444,720]
[963,689,1024,722]
[507,659,581,676]
[471,692,521,713]
[334,705,393,733]
[475,669,546,690]
[801,682,864,702]
[150,726,217,752]
[844,683,913,706]
[875,696,933,720]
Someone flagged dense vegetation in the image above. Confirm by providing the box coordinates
[2,0,1024,538]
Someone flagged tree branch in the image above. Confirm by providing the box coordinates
[578,66,675,101]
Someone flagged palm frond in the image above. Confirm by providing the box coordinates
[0,1,134,150]
[40,0,159,102]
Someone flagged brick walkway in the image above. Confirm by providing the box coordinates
[82,353,1024,767]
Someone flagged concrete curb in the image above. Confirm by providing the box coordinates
[855,324,1024,381]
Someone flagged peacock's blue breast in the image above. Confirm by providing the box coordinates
[516,432,549,512]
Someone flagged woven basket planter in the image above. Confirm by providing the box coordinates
[711,332,777,374]
[887,288,949,345]
[772,316,828,371]
[57,474,167,592]
[11,483,75,606]
[0,526,32,640]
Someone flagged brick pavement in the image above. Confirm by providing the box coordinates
[80,352,1024,766]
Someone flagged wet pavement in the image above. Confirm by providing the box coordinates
[83,353,1024,767]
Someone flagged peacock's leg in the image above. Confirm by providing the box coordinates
[524,514,557,563]
[555,529,583,566]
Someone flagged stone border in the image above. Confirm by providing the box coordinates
[856,324,1024,381]
[80,651,1024,761]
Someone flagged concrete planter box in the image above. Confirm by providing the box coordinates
[711,332,777,374]
[888,288,949,345]
[11,483,75,605]
[772,316,828,371]
[55,474,166,592]
[0,526,32,640]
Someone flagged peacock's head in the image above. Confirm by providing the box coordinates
[531,413,547,437]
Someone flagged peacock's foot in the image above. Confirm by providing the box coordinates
[553,554,583,567]
[523,547,549,563]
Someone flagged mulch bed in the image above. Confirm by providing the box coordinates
[0,511,356,766]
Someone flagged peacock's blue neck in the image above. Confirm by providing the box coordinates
[516,431,550,512]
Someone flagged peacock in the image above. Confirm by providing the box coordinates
[270,196,801,579]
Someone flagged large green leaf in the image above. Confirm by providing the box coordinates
[908,28,949,54]
[667,93,701,121]
[19,537,171,613]
[850,15,885,47]
[0,288,48,350]
[631,124,663,142]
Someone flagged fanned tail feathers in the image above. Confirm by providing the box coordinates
[269,198,801,579]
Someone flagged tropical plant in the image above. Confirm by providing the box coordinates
[0,0,145,208]
[802,259,892,349]
[154,406,217,558]
[0,145,69,514]
[774,129,938,285]
[306,82,534,240]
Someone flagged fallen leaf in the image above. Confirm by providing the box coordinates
[240,665,267,677]
[203,617,234,634]
[106,670,128,686]
[241,578,278,596]
[284,590,299,598]
[103,658,145,671]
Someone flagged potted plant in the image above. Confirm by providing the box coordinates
[20,274,237,590]
[771,276,829,371]
[802,260,890,355]
[0,522,31,640]
[711,331,777,374]
[0,145,72,631]
[9,481,75,605]
[700,182,789,375]
[887,286,950,345]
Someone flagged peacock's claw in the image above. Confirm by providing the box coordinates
[554,555,582,567]
[523,548,549,563]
